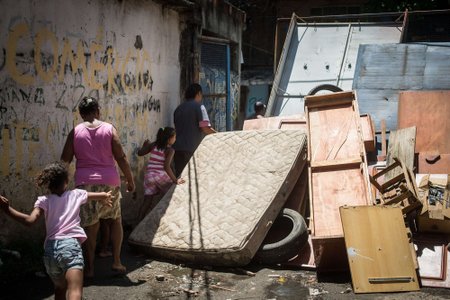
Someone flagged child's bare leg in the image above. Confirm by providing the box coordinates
[65,268,83,300]
[83,222,100,277]
[52,277,67,300]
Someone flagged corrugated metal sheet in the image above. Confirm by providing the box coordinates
[267,15,401,117]
[353,43,450,131]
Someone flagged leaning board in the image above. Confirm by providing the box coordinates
[340,206,420,293]
[129,130,307,266]
[305,91,372,272]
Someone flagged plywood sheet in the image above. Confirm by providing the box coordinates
[242,114,305,130]
[340,206,420,293]
[312,168,369,237]
[385,127,416,181]
[309,105,362,162]
[306,91,372,271]
[398,91,450,154]
[418,153,450,174]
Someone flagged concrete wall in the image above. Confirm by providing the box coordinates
[0,0,181,243]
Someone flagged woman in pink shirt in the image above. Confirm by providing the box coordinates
[61,97,135,277]
[0,162,112,300]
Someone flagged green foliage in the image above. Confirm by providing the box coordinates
[364,0,449,12]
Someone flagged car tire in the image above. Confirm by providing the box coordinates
[307,84,343,95]
[253,208,308,265]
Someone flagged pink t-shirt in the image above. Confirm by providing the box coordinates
[34,189,88,244]
[74,122,120,186]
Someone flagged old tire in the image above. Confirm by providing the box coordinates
[253,208,308,265]
[307,84,343,96]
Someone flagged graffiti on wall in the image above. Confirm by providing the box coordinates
[200,65,227,132]
[0,21,163,179]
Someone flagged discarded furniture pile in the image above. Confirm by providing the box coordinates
[245,89,450,293]
[129,10,450,295]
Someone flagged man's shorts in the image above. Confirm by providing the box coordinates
[78,185,122,227]
[43,238,84,281]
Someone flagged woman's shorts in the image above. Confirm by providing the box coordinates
[78,185,122,227]
[43,238,84,281]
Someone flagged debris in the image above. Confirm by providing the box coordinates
[309,288,328,296]
[268,274,282,278]
[210,285,237,292]
[340,287,352,294]
[277,276,287,284]
[182,288,198,296]
[235,268,256,276]
[155,275,165,281]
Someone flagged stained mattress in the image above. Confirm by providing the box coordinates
[129,130,307,266]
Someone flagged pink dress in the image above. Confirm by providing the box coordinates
[144,147,173,196]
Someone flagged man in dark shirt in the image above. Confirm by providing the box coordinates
[173,83,216,177]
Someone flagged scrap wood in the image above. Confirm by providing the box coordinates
[370,158,421,216]
[210,285,237,292]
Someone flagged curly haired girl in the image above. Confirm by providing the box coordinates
[0,162,112,300]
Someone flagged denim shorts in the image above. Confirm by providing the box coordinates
[43,238,84,281]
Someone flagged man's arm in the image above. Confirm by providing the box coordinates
[199,105,216,135]
[60,129,75,163]
[201,126,216,135]
[111,127,135,192]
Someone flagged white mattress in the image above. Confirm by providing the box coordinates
[129,130,307,266]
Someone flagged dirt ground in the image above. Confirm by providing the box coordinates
[1,228,450,300]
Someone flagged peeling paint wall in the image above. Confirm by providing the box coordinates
[0,0,181,243]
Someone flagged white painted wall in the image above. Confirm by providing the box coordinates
[0,0,181,242]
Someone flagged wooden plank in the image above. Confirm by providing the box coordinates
[306,91,372,272]
[360,114,376,152]
[310,156,362,170]
[340,206,420,293]
[378,119,387,161]
[385,126,416,181]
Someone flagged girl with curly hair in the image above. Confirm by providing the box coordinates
[0,162,112,300]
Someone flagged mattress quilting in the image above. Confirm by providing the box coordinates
[129,130,307,266]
